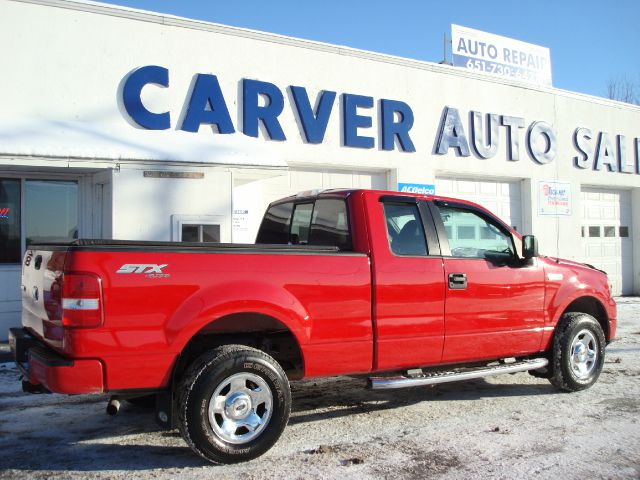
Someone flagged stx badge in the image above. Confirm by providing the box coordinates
[117,264,169,278]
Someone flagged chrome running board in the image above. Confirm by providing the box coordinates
[369,358,549,390]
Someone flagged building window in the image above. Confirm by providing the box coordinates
[588,226,601,238]
[171,214,226,243]
[25,180,78,245]
[0,179,21,264]
[457,225,476,240]
[181,224,220,243]
[603,226,616,238]
[619,226,629,238]
[1,178,79,264]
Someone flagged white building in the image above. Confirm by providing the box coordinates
[1,0,639,339]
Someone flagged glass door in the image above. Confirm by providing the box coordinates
[25,180,79,246]
[0,179,21,264]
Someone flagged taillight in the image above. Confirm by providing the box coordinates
[62,273,103,328]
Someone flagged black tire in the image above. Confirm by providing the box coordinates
[177,345,291,464]
[549,312,606,392]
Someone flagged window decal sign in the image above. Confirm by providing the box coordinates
[0,207,10,219]
[538,181,571,216]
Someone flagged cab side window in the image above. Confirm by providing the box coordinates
[438,205,514,259]
[383,203,428,256]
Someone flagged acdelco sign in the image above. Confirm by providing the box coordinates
[121,65,416,152]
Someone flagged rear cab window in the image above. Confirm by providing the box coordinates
[257,197,352,250]
[255,202,293,244]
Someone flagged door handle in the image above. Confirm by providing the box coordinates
[448,273,467,289]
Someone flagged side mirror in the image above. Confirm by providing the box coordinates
[522,235,539,259]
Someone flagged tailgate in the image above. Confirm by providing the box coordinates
[21,248,68,350]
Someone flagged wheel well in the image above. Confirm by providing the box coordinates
[176,313,305,382]
[563,297,609,340]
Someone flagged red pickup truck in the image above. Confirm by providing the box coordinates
[10,188,616,464]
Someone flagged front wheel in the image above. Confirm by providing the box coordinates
[549,312,606,392]
[177,345,291,464]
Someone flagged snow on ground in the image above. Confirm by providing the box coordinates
[1,298,639,479]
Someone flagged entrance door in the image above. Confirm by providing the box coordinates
[0,178,79,340]
[25,180,79,244]
[0,179,22,337]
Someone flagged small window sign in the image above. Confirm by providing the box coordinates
[0,207,9,219]
[538,181,571,216]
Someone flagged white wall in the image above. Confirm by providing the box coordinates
[0,0,639,292]
[111,166,232,241]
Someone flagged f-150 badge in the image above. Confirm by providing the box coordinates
[117,264,169,278]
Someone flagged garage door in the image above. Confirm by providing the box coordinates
[581,188,633,296]
[435,177,523,233]
[233,168,387,243]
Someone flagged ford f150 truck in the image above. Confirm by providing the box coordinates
[9,189,616,464]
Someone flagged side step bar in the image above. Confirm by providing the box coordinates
[369,358,549,390]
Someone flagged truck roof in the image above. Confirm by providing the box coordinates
[271,188,519,237]
[273,188,488,211]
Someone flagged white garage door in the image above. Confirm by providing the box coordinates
[581,188,633,296]
[435,177,523,233]
[289,168,387,195]
[233,168,387,243]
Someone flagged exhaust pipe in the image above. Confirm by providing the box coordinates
[106,397,121,416]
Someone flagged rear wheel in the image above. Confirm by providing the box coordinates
[177,345,291,464]
[549,312,605,392]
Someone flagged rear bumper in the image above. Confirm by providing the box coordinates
[9,328,104,394]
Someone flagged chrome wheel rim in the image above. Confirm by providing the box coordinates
[570,329,598,379]
[207,372,273,444]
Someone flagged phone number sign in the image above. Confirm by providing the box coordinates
[452,24,552,87]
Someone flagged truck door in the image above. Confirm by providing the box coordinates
[429,200,545,363]
[366,194,446,371]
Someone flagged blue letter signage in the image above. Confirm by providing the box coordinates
[122,65,170,130]
[119,67,639,175]
[181,74,235,134]
[290,86,336,144]
[342,93,375,149]
[242,79,286,141]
